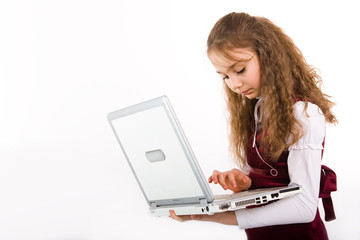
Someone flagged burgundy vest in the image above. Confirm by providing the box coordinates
[244,123,337,240]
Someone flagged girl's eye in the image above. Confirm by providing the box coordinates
[237,67,245,74]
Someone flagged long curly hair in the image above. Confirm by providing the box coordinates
[207,12,337,169]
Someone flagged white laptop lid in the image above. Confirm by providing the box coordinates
[107,96,214,207]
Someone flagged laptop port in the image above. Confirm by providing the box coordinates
[271,193,279,198]
[219,203,230,210]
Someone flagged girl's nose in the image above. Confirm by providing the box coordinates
[226,76,243,92]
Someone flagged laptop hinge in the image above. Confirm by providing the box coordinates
[200,198,208,205]
[150,202,157,210]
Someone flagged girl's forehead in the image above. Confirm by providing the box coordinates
[208,48,255,67]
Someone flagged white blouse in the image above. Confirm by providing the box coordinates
[235,101,326,229]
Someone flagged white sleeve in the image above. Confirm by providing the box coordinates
[235,102,325,229]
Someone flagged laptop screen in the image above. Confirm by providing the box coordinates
[110,103,206,204]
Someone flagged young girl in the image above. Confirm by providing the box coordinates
[169,12,337,240]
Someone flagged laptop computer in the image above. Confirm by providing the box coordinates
[107,95,301,216]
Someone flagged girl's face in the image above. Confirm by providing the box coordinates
[209,49,261,99]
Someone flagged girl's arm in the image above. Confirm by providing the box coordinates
[170,146,323,228]
[235,101,325,228]
[236,148,322,228]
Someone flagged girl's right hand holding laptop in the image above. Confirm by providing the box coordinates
[208,169,251,192]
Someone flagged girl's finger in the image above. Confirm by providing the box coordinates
[211,170,220,184]
[227,173,237,188]
[218,173,228,190]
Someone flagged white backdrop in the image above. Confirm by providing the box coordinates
[0,0,359,239]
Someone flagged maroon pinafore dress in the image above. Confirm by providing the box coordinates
[244,126,337,240]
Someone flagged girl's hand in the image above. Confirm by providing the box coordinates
[208,168,251,192]
[169,210,238,225]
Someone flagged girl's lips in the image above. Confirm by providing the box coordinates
[241,90,250,95]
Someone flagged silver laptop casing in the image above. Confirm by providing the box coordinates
[108,96,214,209]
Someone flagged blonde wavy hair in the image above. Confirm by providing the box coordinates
[207,12,337,169]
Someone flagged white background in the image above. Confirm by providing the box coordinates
[0,0,359,239]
